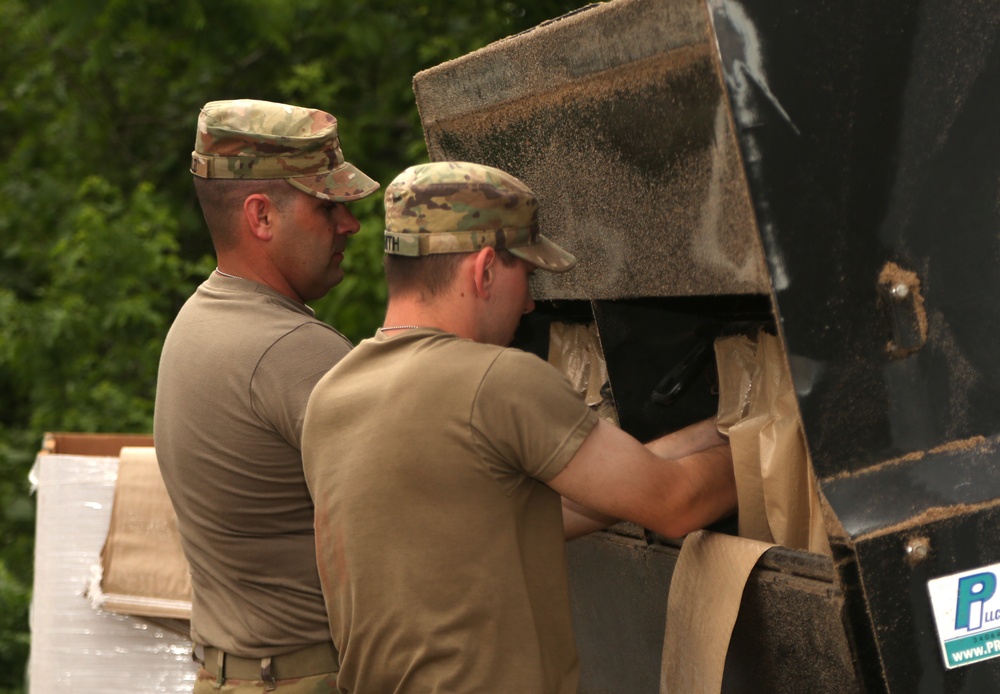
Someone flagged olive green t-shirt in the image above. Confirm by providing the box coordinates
[302,329,599,693]
[154,272,351,656]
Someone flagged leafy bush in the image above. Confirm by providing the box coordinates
[0,0,589,690]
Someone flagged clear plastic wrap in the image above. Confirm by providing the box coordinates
[29,453,197,693]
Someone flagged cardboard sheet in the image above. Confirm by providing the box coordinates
[94,446,192,620]
[40,431,154,457]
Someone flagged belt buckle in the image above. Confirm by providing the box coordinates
[261,656,276,691]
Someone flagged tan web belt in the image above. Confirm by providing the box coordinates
[201,641,338,686]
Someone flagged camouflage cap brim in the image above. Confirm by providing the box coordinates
[286,162,380,202]
[509,234,578,273]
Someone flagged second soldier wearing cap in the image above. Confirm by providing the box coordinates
[302,160,738,692]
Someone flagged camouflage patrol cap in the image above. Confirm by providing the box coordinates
[190,99,380,202]
[383,161,577,273]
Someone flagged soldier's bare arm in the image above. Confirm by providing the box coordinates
[551,418,737,541]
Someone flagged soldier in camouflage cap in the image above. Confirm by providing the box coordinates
[302,165,737,692]
[192,98,379,201]
[156,98,379,694]
[383,161,576,272]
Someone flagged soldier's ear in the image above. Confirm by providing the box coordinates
[243,194,274,241]
[472,247,497,298]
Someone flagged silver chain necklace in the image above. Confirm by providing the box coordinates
[379,326,422,332]
[215,267,250,281]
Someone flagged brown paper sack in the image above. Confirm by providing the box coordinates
[93,446,192,621]
[715,330,830,554]
[661,330,831,693]
[548,321,619,425]
[661,530,773,694]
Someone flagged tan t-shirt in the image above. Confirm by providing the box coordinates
[154,273,351,656]
[302,329,599,693]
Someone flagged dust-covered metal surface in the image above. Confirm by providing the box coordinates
[566,532,858,694]
[708,0,1000,477]
[413,0,769,301]
[710,0,1000,689]
[851,496,1000,692]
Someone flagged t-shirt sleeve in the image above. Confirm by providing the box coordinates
[251,322,353,448]
[471,348,599,483]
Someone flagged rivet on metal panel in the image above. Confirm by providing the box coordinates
[905,536,931,565]
[889,283,909,299]
[877,262,927,359]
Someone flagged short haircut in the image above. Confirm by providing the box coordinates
[384,249,519,300]
[193,177,298,250]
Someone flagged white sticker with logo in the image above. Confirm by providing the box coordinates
[928,562,1000,669]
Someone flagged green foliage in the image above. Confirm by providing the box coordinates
[0,0,592,689]
[20,177,206,433]
[0,564,31,692]
[0,428,34,694]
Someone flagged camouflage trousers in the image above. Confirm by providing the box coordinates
[193,668,339,693]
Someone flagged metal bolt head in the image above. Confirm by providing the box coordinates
[891,283,910,299]
[906,536,930,564]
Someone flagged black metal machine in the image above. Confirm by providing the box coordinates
[412,0,1000,691]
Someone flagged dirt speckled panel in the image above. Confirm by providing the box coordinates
[413,0,769,301]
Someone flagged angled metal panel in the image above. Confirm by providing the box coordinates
[709,0,1000,689]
